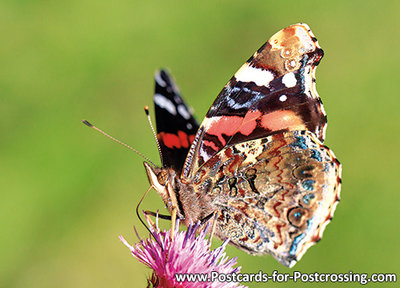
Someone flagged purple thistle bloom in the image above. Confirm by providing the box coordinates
[120,215,246,288]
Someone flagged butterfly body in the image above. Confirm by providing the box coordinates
[145,23,341,267]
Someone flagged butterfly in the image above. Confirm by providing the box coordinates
[144,23,341,267]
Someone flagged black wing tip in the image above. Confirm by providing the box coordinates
[155,69,173,89]
[155,68,169,78]
[82,119,93,127]
[158,67,169,74]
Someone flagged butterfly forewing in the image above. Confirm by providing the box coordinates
[153,70,199,172]
[183,23,327,179]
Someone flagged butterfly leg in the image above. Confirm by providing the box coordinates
[170,207,177,240]
[208,211,219,245]
[144,210,172,220]
[200,212,215,225]
[164,182,180,240]
[143,208,178,241]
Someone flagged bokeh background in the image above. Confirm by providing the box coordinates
[2,0,399,287]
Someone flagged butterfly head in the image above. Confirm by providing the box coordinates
[143,161,215,225]
[143,161,173,204]
[143,161,189,221]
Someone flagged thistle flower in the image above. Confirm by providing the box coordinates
[120,215,246,288]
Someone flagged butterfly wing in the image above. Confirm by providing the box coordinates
[191,130,341,267]
[183,23,327,179]
[154,70,199,172]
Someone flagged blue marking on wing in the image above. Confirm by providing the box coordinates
[302,193,315,205]
[289,233,305,255]
[289,219,313,256]
[302,179,316,191]
[311,149,322,161]
[291,136,308,150]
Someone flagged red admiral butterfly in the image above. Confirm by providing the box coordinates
[145,23,341,267]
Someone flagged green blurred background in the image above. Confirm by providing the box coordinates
[1,0,399,287]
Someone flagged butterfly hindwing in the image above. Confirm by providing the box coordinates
[154,70,199,172]
[191,130,341,267]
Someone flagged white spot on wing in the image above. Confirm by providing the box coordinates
[282,72,297,88]
[154,93,176,115]
[234,63,274,87]
[154,72,167,87]
[279,95,287,102]
[294,24,316,53]
[177,104,191,120]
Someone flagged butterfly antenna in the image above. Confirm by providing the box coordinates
[144,106,163,163]
[82,119,157,167]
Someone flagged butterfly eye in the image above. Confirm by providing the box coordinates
[287,207,308,228]
[157,171,168,185]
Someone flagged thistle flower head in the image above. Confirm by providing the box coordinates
[120,215,245,288]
